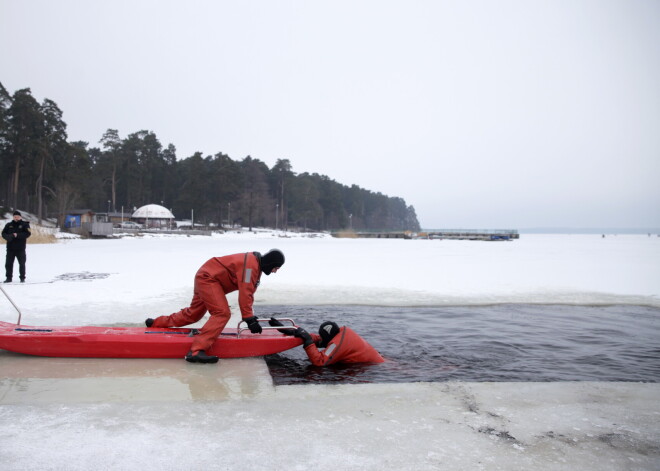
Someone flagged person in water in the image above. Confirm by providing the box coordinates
[146,249,285,363]
[269,318,384,366]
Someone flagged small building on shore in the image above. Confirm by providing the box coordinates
[63,209,113,237]
[64,209,95,228]
[107,211,132,226]
[132,204,175,229]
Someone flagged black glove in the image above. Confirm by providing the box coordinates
[244,316,262,334]
[269,317,296,335]
[294,327,313,348]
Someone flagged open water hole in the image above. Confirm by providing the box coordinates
[261,304,660,385]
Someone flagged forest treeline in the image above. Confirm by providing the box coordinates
[0,83,420,231]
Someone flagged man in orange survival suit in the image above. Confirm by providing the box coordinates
[269,318,384,366]
[145,249,285,363]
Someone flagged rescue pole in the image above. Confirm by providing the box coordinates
[0,284,23,325]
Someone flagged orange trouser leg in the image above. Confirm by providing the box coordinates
[151,292,207,328]
[151,270,217,328]
[191,275,231,354]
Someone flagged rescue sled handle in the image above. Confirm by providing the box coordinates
[236,317,297,338]
[0,285,23,326]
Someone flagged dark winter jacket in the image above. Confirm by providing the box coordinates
[2,220,31,251]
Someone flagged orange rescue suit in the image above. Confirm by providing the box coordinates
[151,252,262,354]
[304,326,384,366]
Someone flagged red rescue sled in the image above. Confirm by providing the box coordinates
[0,319,302,359]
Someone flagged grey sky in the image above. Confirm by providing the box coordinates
[2,0,659,229]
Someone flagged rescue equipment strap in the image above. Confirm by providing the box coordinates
[145,330,238,336]
[144,331,191,334]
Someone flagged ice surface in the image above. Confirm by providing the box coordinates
[1,232,659,469]
[0,380,658,470]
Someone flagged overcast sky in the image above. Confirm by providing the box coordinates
[1,0,658,229]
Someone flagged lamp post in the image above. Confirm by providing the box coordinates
[227,202,231,228]
[107,200,111,216]
[349,213,353,230]
[276,203,279,231]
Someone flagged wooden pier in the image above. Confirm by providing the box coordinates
[419,229,519,241]
[332,229,519,241]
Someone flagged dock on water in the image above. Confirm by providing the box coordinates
[420,229,519,241]
[333,229,519,241]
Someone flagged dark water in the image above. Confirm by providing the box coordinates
[260,304,660,385]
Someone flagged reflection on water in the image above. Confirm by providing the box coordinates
[0,355,272,403]
[262,304,660,385]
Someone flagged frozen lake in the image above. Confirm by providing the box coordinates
[1,232,659,470]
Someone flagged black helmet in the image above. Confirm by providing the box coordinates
[318,321,340,348]
[261,249,285,275]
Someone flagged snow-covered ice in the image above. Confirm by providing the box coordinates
[1,231,659,470]
[3,231,659,325]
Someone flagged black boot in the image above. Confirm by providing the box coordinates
[3,279,11,283]
[185,350,219,364]
[145,318,154,327]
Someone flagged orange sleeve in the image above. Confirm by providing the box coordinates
[303,344,334,366]
[303,330,345,366]
[303,327,384,365]
[238,253,261,318]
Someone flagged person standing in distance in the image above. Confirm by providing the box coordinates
[146,249,285,363]
[2,211,31,283]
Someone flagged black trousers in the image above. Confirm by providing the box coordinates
[5,249,26,281]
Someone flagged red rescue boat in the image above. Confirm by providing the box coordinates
[0,319,302,359]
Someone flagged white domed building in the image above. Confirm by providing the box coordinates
[132,204,175,229]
